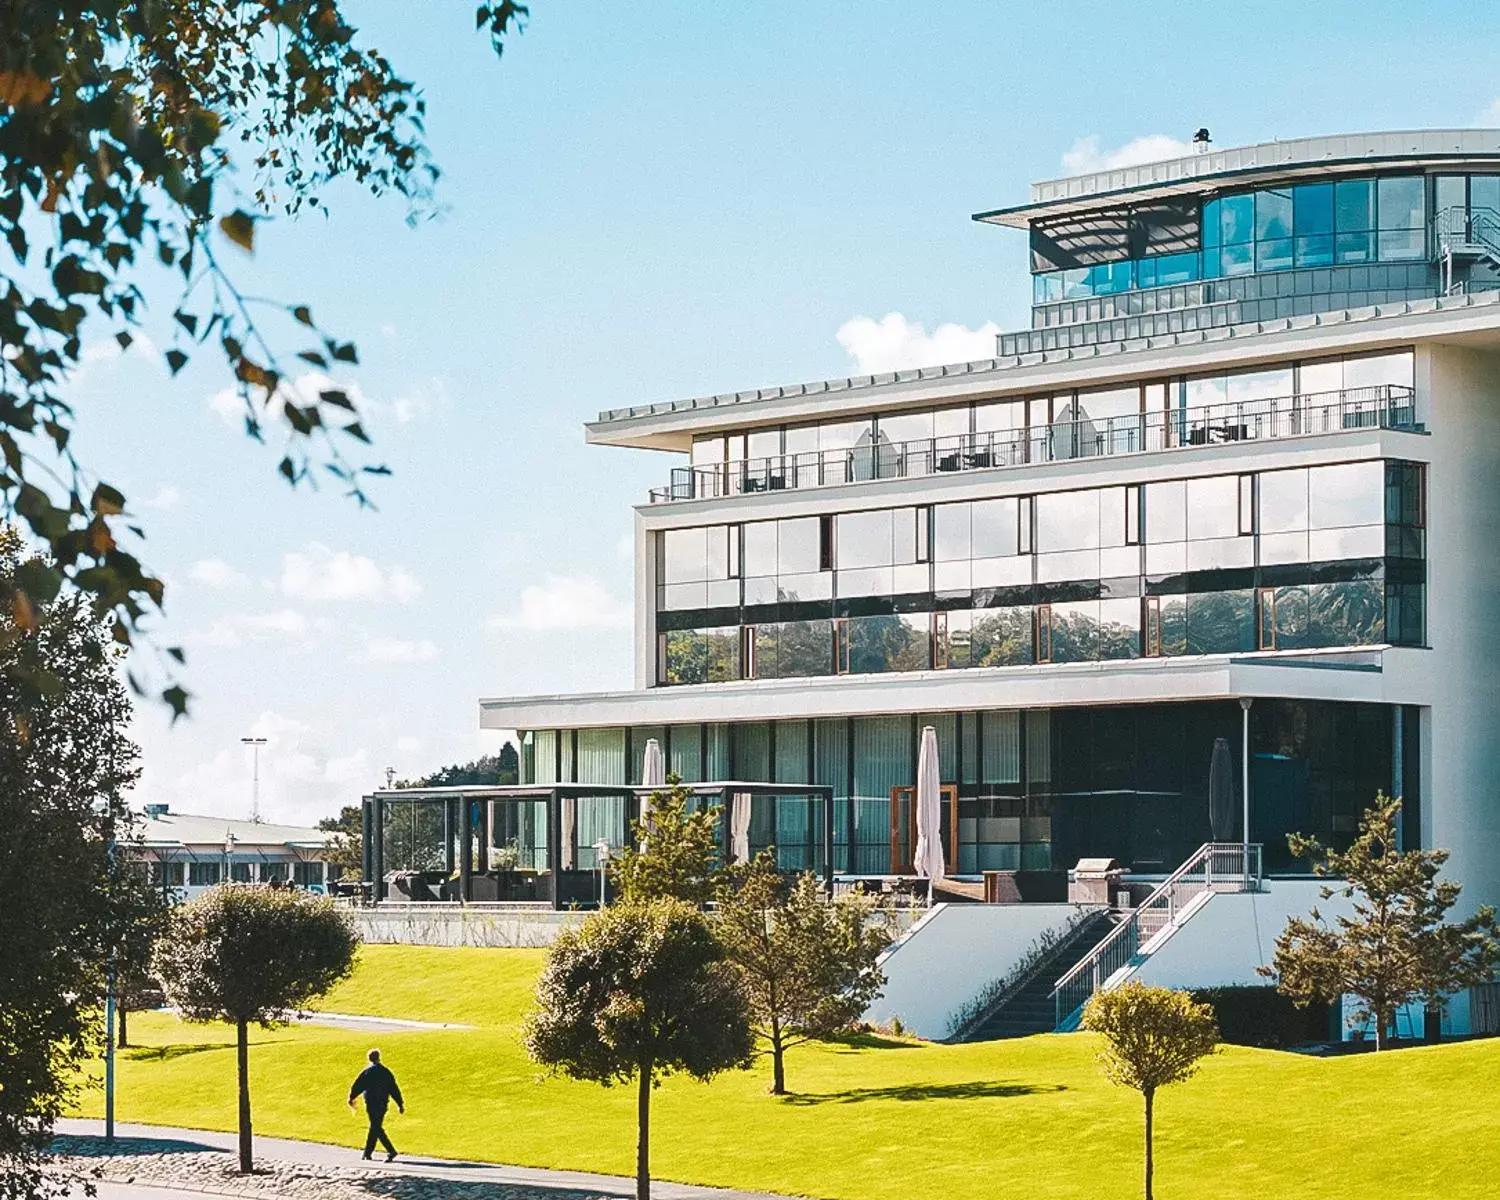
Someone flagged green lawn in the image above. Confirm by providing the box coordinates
[74,945,1500,1200]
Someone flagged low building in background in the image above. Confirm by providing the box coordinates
[128,804,337,899]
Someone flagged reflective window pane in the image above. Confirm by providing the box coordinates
[663,528,708,584]
[1186,476,1239,540]
[1145,481,1186,543]
[1293,183,1334,235]
[969,607,1033,667]
[743,521,777,577]
[971,498,1019,557]
[836,510,892,569]
[1185,590,1255,654]
[777,620,832,677]
[1308,462,1383,529]
[934,503,970,561]
[1259,468,1309,533]
[847,613,928,674]
[1036,489,1100,552]
[778,517,821,574]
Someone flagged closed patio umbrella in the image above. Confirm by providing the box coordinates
[731,793,752,864]
[640,738,664,830]
[1209,737,1234,843]
[913,725,946,903]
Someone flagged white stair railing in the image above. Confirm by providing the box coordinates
[1051,842,1262,1030]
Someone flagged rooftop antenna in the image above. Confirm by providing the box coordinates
[1192,128,1212,154]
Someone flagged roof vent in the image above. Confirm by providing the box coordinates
[143,803,170,820]
[1192,128,1211,154]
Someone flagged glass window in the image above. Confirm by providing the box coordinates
[1098,597,1141,660]
[836,510,892,569]
[1145,480,1187,543]
[1309,580,1384,646]
[1308,461,1384,529]
[662,528,708,584]
[847,613,929,674]
[1434,175,1467,221]
[1335,179,1375,264]
[778,517,821,574]
[971,498,1020,558]
[742,521,777,577]
[1342,349,1414,392]
[1185,477,1241,541]
[1377,176,1425,261]
[1259,468,1309,534]
[691,436,724,468]
[934,503,970,562]
[1036,489,1100,552]
[1050,601,1100,663]
[1220,193,1254,245]
[974,399,1024,434]
[1293,183,1334,267]
[1062,268,1091,299]
[1185,590,1255,654]
[1255,188,1294,271]
[1472,175,1500,215]
[968,607,1033,667]
[776,620,832,678]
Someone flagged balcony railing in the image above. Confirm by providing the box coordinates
[649,384,1418,503]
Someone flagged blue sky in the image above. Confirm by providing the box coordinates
[70,0,1500,825]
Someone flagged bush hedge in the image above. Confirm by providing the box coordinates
[1190,985,1333,1048]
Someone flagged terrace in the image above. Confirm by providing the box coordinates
[648,383,1418,504]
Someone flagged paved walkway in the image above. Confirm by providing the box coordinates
[52,1120,798,1200]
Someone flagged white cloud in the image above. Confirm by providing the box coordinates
[836,313,1000,374]
[138,485,182,511]
[488,575,631,631]
[185,607,310,649]
[188,557,248,589]
[157,711,374,825]
[359,636,439,664]
[281,542,422,604]
[206,370,440,432]
[396,736,424,755]
[1060,133,1196,175]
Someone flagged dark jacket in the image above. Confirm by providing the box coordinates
[349,1063,403,1112]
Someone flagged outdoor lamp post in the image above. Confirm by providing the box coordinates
[593,839,611,909]
[223,830,236,887]
[1240,697,1253,888]
[91,799,116,1144]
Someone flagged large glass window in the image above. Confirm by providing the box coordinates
[1254,188,1294,272]
[1334,178,1376,264]
[1377,176,1426,262]
[1293,183,1334,267]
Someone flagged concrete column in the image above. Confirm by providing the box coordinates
[371,794,384,903]
[459,797,473,903]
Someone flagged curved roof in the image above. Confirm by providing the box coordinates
[975,129,1500,228]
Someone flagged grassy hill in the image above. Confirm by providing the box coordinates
[73,944,1500,1200]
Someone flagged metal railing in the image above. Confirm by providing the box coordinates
[1051,841,1263,1031]
[650,384,1417,503]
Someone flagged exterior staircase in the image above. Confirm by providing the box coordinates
[1050,841,1263,1031]
[1437,204,1500,292]
[958,909,1120,1041]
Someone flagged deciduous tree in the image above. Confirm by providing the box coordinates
[1263,793,1500,1050]
[0,528,146,1200]
[524,899,752,1200]
[152,885,359,1172]
[1083,983,1218,1200]
[0,1,525,712]
[715,855,890,1094]
[612,779,723,907]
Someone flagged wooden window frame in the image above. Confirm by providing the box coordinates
[1143,595,1162,657]
[1035,604,1052,663]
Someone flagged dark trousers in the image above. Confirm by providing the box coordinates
[363,1106,396,1157]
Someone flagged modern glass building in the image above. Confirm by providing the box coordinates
[476,130,1500,927]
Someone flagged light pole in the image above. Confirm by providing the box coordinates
[1240,697,1253,889]
[223,830,237,886]
[93,799,116,1144]
[241,736,267,823]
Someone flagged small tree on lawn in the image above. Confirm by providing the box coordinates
[1262,793,1500,1050]
[715,853,891,1095]
[153,885,359,1172]
[1083,983,1218,1200]
[524,898,752,1200]
[611,778,723,906]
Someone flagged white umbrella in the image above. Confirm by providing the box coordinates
[730,792,752,864]
[561,796,577,871]
[913,725,945,903]
[640,738,664,828]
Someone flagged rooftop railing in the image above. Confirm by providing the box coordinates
[649,384,1418,503]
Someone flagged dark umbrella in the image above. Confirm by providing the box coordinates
[1209,737,1235,842]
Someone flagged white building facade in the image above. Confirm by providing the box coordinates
[477,130,1500,1025]
[129,806,337,899]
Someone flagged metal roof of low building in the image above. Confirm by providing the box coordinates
[973,128,1500,228]
[128,811,331,850]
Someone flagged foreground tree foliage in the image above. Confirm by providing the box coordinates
[715,854,890,1095]
[524,899,753,1200]
[152,885,359,1172]
[0,527,153,1200]
[0,0,526,712]
[1083,983,1219,1200]
[1264,794,1500,1050]
[611,779,723,906]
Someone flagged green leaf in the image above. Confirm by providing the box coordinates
[329,341,358,364]
[174,310,198,336]
[298,350,328,368]
[319,389,355,411]
[278,456,296,483]
[165,348,188,375]
[166,646,186,665]
[219,210,256,253]
[292,305,314,326]
[115,330,134,351]
[162,684,191,720]
[90,482,126,516]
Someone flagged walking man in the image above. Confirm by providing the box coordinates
[348,1048,405,1161]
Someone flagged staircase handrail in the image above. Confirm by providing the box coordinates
[1050,841,1262,1028]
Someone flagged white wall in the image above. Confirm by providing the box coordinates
[1416,344,1500,915]
[863,903,1085,1040]
[1131,881,1352,989]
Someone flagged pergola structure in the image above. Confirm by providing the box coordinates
[360,781,834,909]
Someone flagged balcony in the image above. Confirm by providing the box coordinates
[648,385,1418,503]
